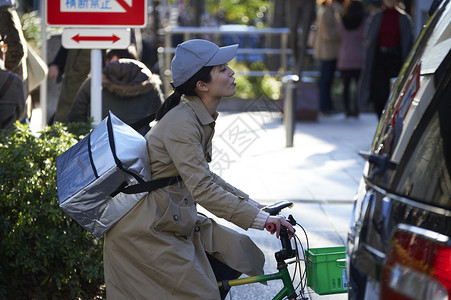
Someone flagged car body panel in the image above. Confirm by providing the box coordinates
[347,0,451,299]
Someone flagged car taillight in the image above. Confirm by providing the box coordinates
[381,225,451,300]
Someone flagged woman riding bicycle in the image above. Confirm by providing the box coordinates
[103,39,294,300]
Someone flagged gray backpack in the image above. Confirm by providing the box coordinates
[56,111,181,238]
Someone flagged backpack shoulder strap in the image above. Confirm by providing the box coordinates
[129,113,156,131]
[121,175,182,194]
[0,72,16,99]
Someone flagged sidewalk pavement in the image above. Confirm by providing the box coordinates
[205,104,379,299]
[30,104,380,299]
[211,108,379,203]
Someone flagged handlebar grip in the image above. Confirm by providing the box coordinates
[265,223,275,233]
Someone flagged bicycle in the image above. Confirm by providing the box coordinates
[218,200,310,300]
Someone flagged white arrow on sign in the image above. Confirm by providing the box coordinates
[62,28,131,49]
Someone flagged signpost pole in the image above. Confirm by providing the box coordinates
[282,74,299,147]
[40,0,47,128]
[90,49,102,125]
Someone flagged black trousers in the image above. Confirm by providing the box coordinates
[370,48,402,119]
[207,253,242,300]
[341,69,361,116]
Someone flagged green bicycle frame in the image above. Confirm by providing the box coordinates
[218,204,298,299]
[218,266,296,300]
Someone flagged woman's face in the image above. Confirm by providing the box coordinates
[205,64,236,98]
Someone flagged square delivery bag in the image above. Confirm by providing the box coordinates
[56,111,180,238]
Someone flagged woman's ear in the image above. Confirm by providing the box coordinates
[196,80,209,92]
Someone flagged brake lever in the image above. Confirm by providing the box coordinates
[287,214,297,226]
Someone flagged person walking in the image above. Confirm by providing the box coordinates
[0,35,25,130]
[49,48,91,124]
[358,0,413,119]
[337,0,366,117]
[68,46,164,135]
[313,0,344,115]
[103,39,294,300]
[0,0,30,123]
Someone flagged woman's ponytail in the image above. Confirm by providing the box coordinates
[154,66,214,121]
[155,89,182,121]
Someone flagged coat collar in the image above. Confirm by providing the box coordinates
[183,95,218,126]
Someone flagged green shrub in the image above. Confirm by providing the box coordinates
[21,11,42,50]
[0,122,105,299]
[229,60,282,100]
[230,61,254,99]
[20,11,63,51]
[261,74,282,100]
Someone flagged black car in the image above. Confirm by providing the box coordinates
[347,1,451,299]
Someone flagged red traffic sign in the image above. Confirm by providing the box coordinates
[46,0,147,28]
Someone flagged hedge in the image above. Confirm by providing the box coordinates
[0,122,104,299]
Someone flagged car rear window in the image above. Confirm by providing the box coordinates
[393,93,451,209]
[369,2,451,209]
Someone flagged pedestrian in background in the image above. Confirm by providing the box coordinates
[337,0,366,118]
[49,48,91,124]
[0,0,30,123]
[68,45,164,135]
[313,0,344,115]
[0,35,25,130]
[358,0,413,119]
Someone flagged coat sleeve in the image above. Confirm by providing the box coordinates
[68,78,91,123]
[163,114,260,230]
[0,7,26,76]
[0,71,25,129]
[320,7,340,42]
[49,47,68,72]
[211,172,249,200]
[400,13,414,60]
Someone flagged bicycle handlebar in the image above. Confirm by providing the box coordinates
[265,222,276,232]
[265,223,295,236]
[264,200,296,235]
[262,200,293,216]
[275,225,296,266]
[262,201,298,267]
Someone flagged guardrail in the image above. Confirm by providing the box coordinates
[157,26,293,97]
[157,26,305,147]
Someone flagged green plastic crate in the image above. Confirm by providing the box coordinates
[305,246,348,295]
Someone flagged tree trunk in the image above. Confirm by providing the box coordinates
[287,0,316,77]
[265,0,286,70]
[190,0,204,27]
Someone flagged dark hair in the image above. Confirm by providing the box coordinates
[105,44,139,62]
[155,66,214,121]
[342,0,365,30]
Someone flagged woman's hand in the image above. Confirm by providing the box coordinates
[265,215,295,239]
[48,64,60,83]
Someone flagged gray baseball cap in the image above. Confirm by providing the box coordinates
[171,39,238,88]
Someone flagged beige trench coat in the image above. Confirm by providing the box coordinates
[104,96,265,299]
[313,4,341,61]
